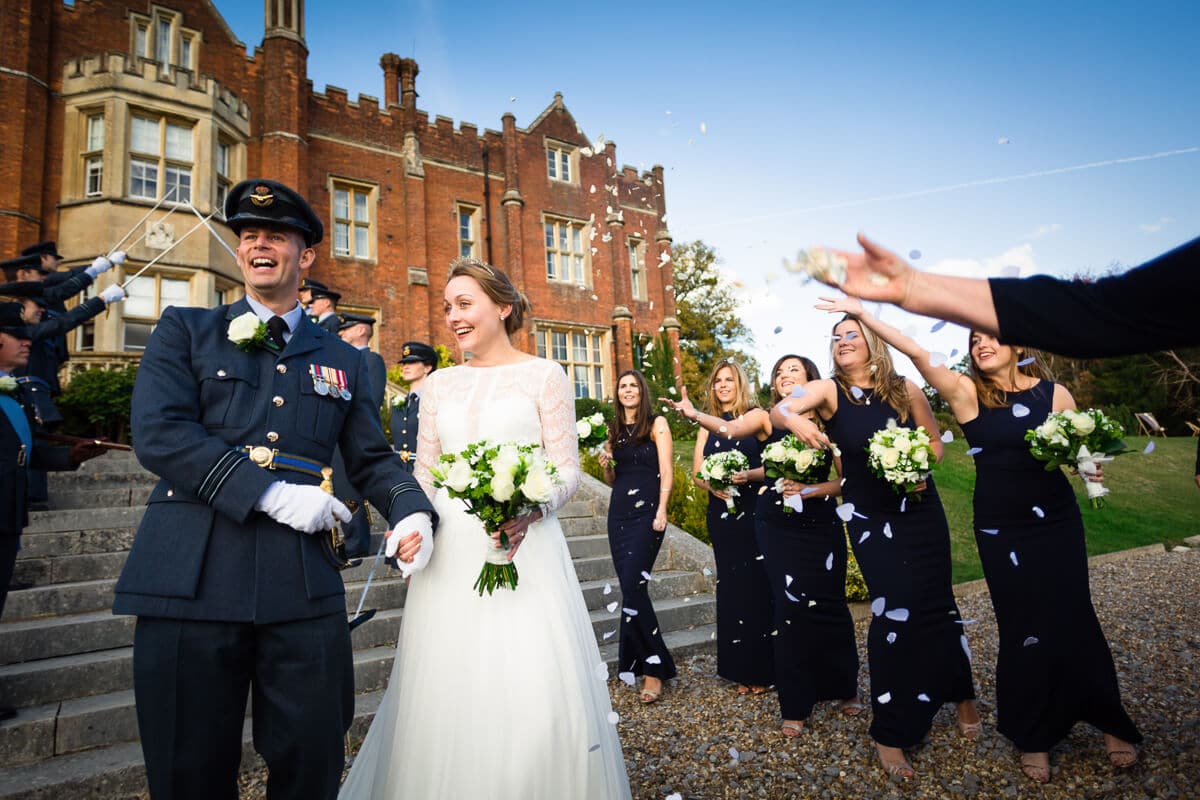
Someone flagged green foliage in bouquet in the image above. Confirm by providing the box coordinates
[1024,408,1127,469]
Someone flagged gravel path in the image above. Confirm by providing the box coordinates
[244,546,1199,799]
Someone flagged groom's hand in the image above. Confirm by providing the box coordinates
[386,512,434,577]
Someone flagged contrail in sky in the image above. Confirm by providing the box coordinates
[707,146,1199,228]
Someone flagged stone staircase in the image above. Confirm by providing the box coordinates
[0,452,716,799]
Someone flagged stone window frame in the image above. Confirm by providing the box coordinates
[121,270,194,351]
[542,214,592,288]
[329,177,377,262]
[545,140,578,184]
[130,7,202,71]
[534,323,608,400]
[627,236,647,302]
[457,203,480,259]
[82,110,106,198]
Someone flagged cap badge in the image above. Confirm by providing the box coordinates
[403,345,411,357]
[250,185,275,207]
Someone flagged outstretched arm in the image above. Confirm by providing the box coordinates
[817,294,977,420]
[821,233,999,334]
[659,386,770,440]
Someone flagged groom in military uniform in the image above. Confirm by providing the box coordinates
[113,179,436,800]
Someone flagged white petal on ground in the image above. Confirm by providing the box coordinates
[603,582,613,594]
[618,671,636,686]
[729,747,739,761]
[606,601,619,613]
[603,629,616,639]
[1012,403,1031,418]
[703,567,713,576]
[871,597,886,616]
[885,608,910,622]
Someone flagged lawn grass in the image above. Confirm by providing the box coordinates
[671,436,1200,584]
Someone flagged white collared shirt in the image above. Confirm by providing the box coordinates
[244,296,304,343]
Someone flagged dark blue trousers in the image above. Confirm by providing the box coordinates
[132,612,353,800]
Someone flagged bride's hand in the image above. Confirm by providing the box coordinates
[494,509,544,560]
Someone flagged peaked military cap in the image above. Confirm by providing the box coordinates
[0,280,45,300]
[338,313,376,331]
[309,286,341,303]
[0,302,33,339]
[225,179,324,246]
[399,341,437,368]
[21,241,63,260]
[299,277,329,293]
[0,254,42,281]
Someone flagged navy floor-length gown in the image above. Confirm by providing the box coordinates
[703,413,774,686]
[961,380,1141,752]
[607,423,676,680]
[755,428,858,720]
[825,385,975,748]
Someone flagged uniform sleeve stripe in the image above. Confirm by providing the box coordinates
[387,483,422,515]
[198,450,248,503]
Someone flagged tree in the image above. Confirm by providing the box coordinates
[671,240,761,400]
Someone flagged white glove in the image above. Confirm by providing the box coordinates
[254,480,352,533]
[386,512,435,577]
[86,256,112,278]
[98,284,126,304]
[107,250,126,265]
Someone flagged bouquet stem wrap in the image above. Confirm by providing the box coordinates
[1075,444,1114,508]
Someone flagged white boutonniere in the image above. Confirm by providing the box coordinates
[392,393,408,408]
[0,375,17,394]
[227,311,280,353]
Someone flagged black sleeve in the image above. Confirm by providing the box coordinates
[989,235,1199,358]
[38,268,95,303]
[29,297,106,341]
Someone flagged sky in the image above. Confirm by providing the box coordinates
[214,0,1200,384]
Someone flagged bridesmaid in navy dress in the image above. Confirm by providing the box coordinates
[818,295,1141,783]
[772,314,978,780]
[691,359,774,693]
[599,370,676,703]
[664,354,859,734]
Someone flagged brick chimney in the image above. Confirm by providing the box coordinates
[380,53,401,107]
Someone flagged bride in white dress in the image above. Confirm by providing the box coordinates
[339,258,631,799]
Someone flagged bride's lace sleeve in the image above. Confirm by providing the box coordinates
[413,372,441,500]
[537,361,580,514]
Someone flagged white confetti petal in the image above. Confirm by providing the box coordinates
[699,121,707,134]
[1032,506,1045,518]
[785,590,800,603]
[1143,441,1155,454]
[941,430,954,443]
[589,743,601,752]
[917,693,931,702]
[607,711,620,725]
[966,447,983,456]
[634,500,646,508]
[595,663,609,680]
[930,320,947,333]
[623,607,639,616]
[1023,636,1039,647]
[646,655,662,665]
[836,503,856,522]
[603,582,613,594]
[667,794,682,800]
[785,574,793,587]
[929,352,948,367]
[641,570,653,581]
[900,497,907,513]
[729,747,739,760]
[961,634,972,662]
[885,608,910,622]
[808,599,817,607]
[877,692,892,704]
[909,249,922,260]
[886,632,897,644]
[858,530,870,544]
[606,601,619,613]
[789,385,806,398]
[702,567,712,576]
[1009,550,1019,566]
[618,671,637,686]
[603,629,617,640]
[1017,356,1036,367]
[850,385,864,400]
[1012,403,1031,418]
[871,597,886,616]
[980,528,1000,536]
[773,325,783,334]
[825,552,834,571]
[883,522,893,539]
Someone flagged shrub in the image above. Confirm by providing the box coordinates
[58,366,138,443]
[574,397,615,423]
[934,411,962,440]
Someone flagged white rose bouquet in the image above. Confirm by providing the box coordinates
[697,449,750,513]
[866,419,936,499]
[1024,408,1127,508]
[576,412,609,456]
[761,434,830,513]
[430,439,560,594]
[0,375,17,394]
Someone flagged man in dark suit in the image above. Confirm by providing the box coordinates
[389,341,437,472]
[1,302,105,718]
[308,284,343,334]
[113,179,436,800]
[333,312,387,557]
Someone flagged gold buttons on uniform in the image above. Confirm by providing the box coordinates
[266,431,279,442]
[273,396,285,407]
[276,364,287,374]
[217,369,227,377]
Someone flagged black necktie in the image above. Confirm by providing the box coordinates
[267,316,288,350]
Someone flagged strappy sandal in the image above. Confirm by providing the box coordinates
[748,685,770,695]
[957,719,983,741]
[1020,753,1051,784]
[841,697,866,717]
[1107,747,1138,769]
[780,720,803,738]
[874,743,914,780]
[640,678,664,704]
